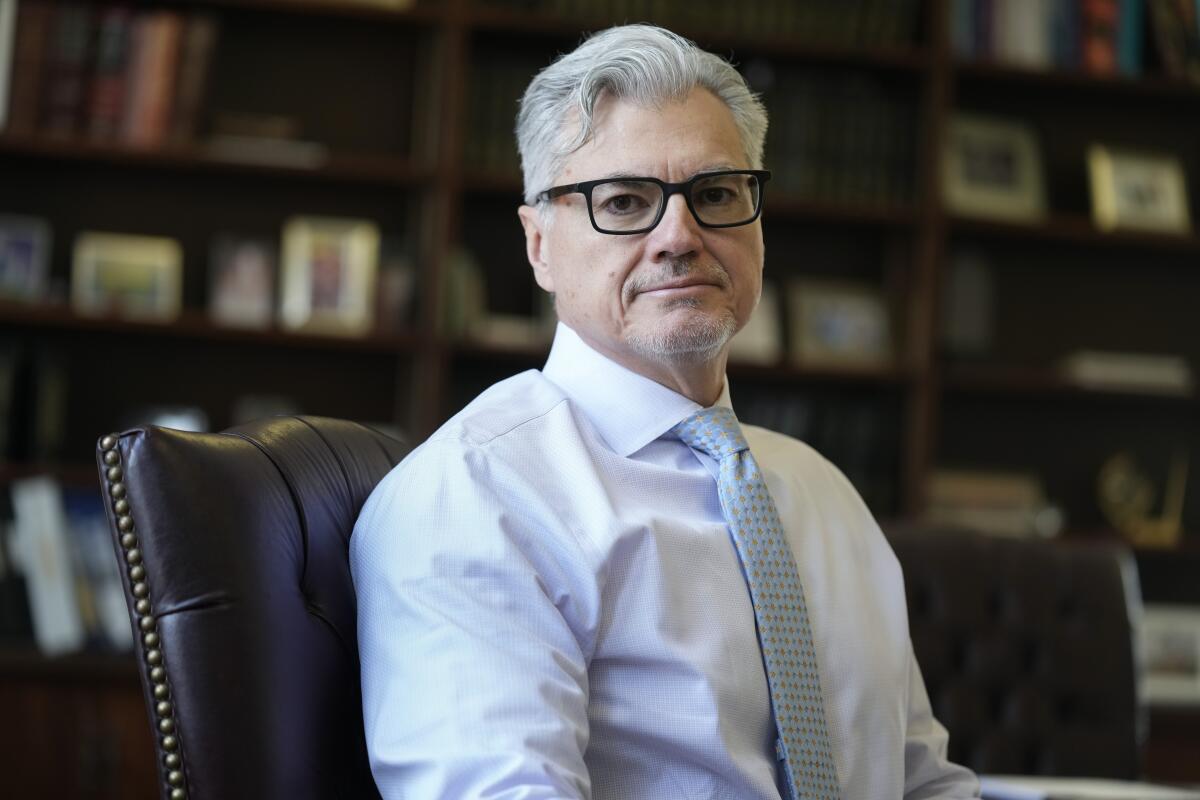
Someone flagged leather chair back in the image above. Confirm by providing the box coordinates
[96,416,409,800]
[889,528,1142,777]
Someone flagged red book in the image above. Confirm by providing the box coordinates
[1082,0,1121,74]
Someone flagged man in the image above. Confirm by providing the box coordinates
[352,23,980,799]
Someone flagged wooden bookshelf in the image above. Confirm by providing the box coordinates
[0,301,422,354]
[3,0,1200,783]
[948,213,1200,255]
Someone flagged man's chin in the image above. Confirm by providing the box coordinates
[625,313,737,364]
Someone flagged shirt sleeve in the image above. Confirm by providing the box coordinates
[350,436,600,800]
[902,644,982,799]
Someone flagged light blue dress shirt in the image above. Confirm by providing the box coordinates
[351,322,980,800]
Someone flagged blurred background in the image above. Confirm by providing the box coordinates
[1,0,1199,795]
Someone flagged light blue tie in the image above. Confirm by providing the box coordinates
[671,407,841,800]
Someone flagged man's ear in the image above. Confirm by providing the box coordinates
[518,205,555,293]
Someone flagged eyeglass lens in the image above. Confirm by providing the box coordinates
[589,173,762,232]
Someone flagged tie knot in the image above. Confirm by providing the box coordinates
[669,407,748,460]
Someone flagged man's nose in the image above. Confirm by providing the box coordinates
[649,193,703,259]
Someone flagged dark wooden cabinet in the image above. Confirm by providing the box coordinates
[0,650,157,799]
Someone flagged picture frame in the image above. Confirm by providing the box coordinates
[1087,145,1192,234]
[943,113,1046,222]
[1142,604,1200,706]
[279,216,379,337]
[728,281,783,365]
[0,215,52,303]
[209,234,276,329]
[70,232,183,321]
[787,279,893,368]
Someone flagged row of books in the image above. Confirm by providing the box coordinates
[763,73,916,206]
[463,58,917,207]
[463,55,537,179]
[480,0,923,48]
[952,0,1200,80]
[1,476,130,655]
[738,388,900,515]
[0,1,219,144]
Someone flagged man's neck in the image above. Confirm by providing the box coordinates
[579,333,728,407]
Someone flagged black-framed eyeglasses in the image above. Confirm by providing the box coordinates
[535,169,771,235]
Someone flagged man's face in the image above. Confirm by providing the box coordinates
[518,88,765,373]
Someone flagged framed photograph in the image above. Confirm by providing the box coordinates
[1142,604,1200,706]
[0,215,52,303]
[787,279,893,368]
[728,280,783,365]
[279,216,379,337]
[209,234,276,329]
[71,232,183,321]
[943,114,1046,221]
[1088,145,1192,234]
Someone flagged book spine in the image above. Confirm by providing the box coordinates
[1082,0,1121,73]
[121,11,183,147]
[169,13,219,143]
[40,2,93,137]
[85,5,132,140]
[1117,0,1145,75]
[7,1,53,136]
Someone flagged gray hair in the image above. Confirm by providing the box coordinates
[516,24,768,206]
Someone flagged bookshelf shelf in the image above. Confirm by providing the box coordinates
[942,364,1199,406]
[0,302,422,355]
[730,359,911,386]
[0,134,436,186]
[948,214,1200,255]
[449,340,911,388]
[953,60,1200,105]
[460,173,920,227]
[0,647,138,683]
[0,461,101,487]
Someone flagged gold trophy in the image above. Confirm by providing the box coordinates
[1097,449,1189,548]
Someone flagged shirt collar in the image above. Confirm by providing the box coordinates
[542,322,733,457]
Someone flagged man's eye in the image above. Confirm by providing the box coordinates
[602,194,647,214]
[697,187,736,205]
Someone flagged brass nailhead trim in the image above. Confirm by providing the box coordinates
[100,432,186,799]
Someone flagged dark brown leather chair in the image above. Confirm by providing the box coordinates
[888,527,1142,778]
[95,416,408,800]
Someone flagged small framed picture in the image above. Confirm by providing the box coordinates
[788,279,893,368]
[209,234,276,329]
[728,281,783,365]
[71,232,183,321]
[1142,604,1200,706]
[1088,145,1192,234]
[0,215,52,303]
[943,114,1046,221]
[279,216,379,337]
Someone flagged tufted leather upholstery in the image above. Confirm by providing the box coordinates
[889,527,1142,778]
[96,416,409,800]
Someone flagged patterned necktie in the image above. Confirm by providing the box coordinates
[671,407,841,800]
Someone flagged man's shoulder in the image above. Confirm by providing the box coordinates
[430,368,571,450]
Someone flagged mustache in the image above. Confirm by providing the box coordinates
[623,257,731,303]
